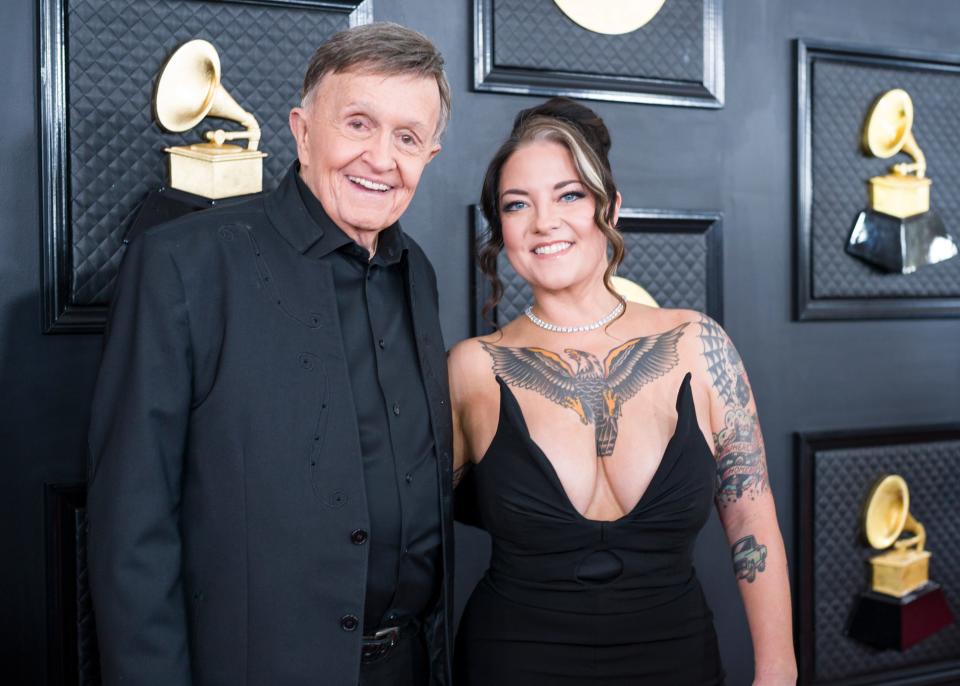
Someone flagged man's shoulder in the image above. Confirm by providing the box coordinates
[402,230,430,263]
[401,231,438,281]
[139,195,269,245]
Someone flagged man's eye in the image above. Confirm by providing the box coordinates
[347,119,367,130]
[400,134,417,146]
[560,191,585,202]
[502,200,526,213]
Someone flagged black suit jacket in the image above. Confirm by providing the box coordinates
[87,166,454,685]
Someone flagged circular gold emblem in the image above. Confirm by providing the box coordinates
[611,276,658,307]
[554,0,667,35]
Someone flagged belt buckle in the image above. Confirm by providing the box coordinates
[361,626,400,664]
[372,626,400,646]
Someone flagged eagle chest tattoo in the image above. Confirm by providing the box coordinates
[482,323,688,458]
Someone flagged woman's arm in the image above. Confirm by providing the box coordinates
[448,340,476,488]
[694,314,797,685]
[452,401,471,488]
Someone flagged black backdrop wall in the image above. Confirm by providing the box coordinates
[3,1,960,684]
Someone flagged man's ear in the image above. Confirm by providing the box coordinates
[612,191,622,226]
[426,143,442,165]
[289,107,310,166]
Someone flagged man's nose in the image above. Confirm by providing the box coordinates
[362,131,397,173]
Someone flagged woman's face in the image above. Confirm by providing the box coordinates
[498,139,610,294]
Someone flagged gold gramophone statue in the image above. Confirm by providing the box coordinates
[154,39,267,199]
[847,475,953,650]
[847,89,958,273]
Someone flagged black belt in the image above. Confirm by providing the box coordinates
[360,623,418,664]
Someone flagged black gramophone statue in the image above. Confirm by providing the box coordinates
[848,475,953,650]
[847,89,958,274]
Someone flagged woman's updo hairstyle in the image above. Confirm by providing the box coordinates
[478,97,624,326]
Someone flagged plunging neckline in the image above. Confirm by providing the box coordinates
[479,372,693,525]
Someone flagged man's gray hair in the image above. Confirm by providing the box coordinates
[301,22,451,141]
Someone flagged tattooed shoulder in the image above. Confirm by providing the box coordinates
[696,314,769,506]
[696,314,751,409]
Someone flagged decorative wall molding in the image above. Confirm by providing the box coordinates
[473,0,724,108]
[38,0,371,333]
[796,426,960,685]
[795,39,960,320]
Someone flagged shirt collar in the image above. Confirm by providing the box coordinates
[293,164,407,265]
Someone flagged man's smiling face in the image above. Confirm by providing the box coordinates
[290,70,442,247]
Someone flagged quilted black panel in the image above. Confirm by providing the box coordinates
[812,440,960,681]
[75,508,102,685]
[484,223,714,328]
[493,0,703,81]
[66,0,350,306]
[492,0,703,83]
[809,59,960,298]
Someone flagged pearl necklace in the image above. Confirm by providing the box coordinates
[523,301,624,333]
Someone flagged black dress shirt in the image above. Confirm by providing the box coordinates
[295,173,441,633]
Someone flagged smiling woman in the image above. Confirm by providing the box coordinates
[449,98,797,685]
[477,97,624,325]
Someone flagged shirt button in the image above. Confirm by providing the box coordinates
[393,403,401,416]
[340,614,359,632]
[386,613,398,624]
[378,338,385,349]
[404,473,413,484]
[350,529,368,545]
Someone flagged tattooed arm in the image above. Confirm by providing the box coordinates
[695,314,796,685]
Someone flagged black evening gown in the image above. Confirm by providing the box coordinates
[455,372,725,685]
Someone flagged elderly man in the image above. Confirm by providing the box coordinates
[87,23,453,686]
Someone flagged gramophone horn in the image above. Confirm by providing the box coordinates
[862,88,925,176]
[864,474,910,550]
[155,39,260,150]
[863,89,913,158]
[155,39,221,132]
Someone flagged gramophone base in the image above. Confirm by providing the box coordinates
[166,145,267,200]
[846,209,958,274]
[848,582,954,651]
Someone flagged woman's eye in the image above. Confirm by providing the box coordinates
[502,200,526,213]
[560,191,585,202]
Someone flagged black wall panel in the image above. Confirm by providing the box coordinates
[4,1,960,684]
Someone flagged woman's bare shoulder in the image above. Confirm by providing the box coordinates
[613,303,704,338]
[447,333,507,400]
